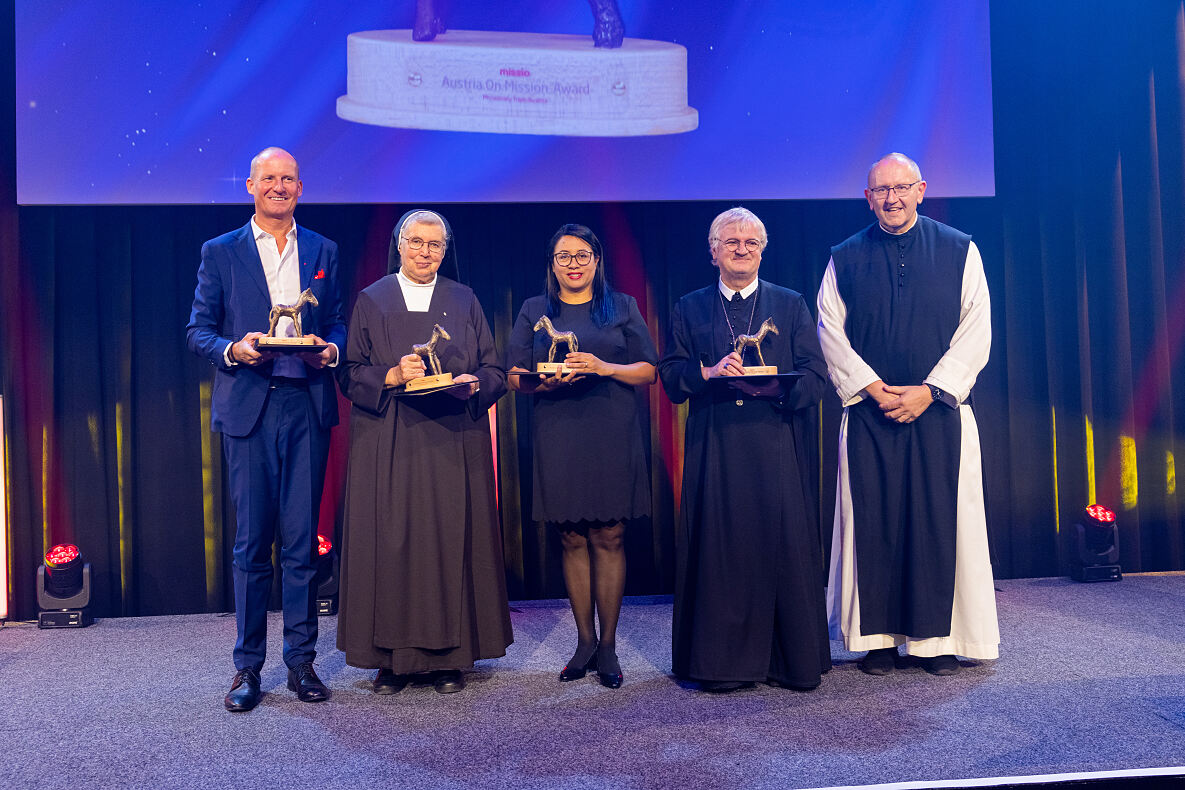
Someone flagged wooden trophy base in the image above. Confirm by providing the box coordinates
[405,372,454,392]
[740,366,778,376]
[536,362,572,375]
[336,30,698,136]
[255,337,328,353]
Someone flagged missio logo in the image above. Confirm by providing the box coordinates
[499,68,531,77]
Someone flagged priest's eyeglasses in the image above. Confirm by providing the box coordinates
[868,181,921,198]
[553,251,594,267]
[714,238,762,253]
[403,236,446,254]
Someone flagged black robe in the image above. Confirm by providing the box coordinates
[336,274,513,673]
[659,281,831,687]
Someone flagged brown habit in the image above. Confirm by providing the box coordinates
[335,274,513,673]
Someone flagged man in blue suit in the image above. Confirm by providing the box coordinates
[187,147,346,712]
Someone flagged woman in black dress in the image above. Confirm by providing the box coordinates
[507,224,658,688]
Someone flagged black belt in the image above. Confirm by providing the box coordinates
[269,377,309,389]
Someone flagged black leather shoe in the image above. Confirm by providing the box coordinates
[224,668,261,712]
[559,646,598,682]
[373,669,408,695]
[434,670,465,694]
[700,680,746,693]
[287,662,330,702]
[858,647,897,676]
[922,654,961,676]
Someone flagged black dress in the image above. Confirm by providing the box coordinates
[506,293,658,524]
[658,281,832,688]
[335,275,514,674]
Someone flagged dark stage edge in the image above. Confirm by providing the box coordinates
[2,575,1184,790]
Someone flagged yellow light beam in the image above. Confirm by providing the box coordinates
[116,401,131,609]
[41,423,49,552]
[1085,415,1096,505]
[1120,435,1138,510]
[199,381,219,609]
[1051,406,1060,534]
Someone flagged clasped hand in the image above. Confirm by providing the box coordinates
[869,382,931,423]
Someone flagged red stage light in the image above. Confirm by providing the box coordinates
[317,535,333,556]
[45,544,81,567]
[1086,505,1116,523]
[43,544,85,599]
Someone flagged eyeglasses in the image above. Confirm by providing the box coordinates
[868,181,921,198]
[403,236,446,254]
[714,238,762,253]
[553,250,594,267]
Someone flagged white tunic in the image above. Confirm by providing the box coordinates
[816,240,1000,659]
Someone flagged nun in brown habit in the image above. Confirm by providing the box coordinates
[335,209,512,694]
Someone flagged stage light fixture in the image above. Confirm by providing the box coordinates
[315,534,339,616]
[37,543,94,627]
[1070,504,1122,582]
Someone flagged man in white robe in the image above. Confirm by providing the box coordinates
[816,153,999,675]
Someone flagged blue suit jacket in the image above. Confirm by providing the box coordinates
[186,221,347,437]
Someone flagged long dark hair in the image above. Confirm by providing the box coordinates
[545,224,615,327]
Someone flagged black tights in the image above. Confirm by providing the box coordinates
[558,522,625,672]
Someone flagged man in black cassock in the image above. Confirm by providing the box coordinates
[659,207,831,692]
[336,210,512,695]
[817,153,998,677]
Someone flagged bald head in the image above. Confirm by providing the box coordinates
[246,147,302,230]
[865,153,926,234]
[867,152,921,187]
[250,147,299,180]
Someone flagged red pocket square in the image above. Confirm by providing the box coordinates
[314,269,326,280]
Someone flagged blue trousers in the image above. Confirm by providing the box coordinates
[223,385,330,671]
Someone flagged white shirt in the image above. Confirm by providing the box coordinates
[223,217,338,369]
[252,217,302,337]
[397,268,437,312]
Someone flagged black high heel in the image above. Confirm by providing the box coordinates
[596,646,623,689]
[559,644,599,682]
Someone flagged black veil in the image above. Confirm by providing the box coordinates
[387,209,461,282]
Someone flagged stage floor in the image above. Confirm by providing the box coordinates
[2,575,1184,790]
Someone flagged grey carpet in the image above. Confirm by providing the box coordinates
[2,575,1184,790]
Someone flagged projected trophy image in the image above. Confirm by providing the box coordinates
[412,0,625,47]
[336,0,698,136]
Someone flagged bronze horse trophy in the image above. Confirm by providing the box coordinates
[533,315,580,373]
[734,318,779,371]
[413,323,452,376]
[266,288,318,339]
